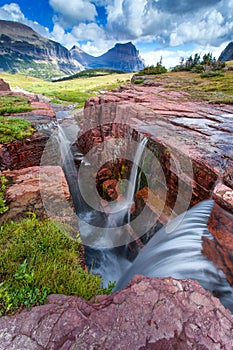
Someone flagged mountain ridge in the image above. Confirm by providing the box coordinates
[0,20,144,79]
[0,20,83,79]
[70,42,145,72]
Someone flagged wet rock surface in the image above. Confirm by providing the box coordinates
[0,276,232,350]
[78,82,233,286]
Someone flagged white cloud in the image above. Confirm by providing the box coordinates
[170,8,233,47]
[79,39,116,56]
[49,0,97,26]
[71,23,106,41]
[50,23,78,48]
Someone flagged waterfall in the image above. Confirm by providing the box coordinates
[54,119,233,314]
[113,200,233,313]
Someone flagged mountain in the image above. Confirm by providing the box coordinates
[70,42,145,72]
[0,20,83,79]
[219,42,233,62]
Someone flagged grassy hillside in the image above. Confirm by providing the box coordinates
[2,68,233,105]
[133,70,233,104]
[0,72,132,107]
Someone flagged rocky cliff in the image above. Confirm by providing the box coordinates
[70,42,145,72]
[0,20,83,79]
[219,41,233,61]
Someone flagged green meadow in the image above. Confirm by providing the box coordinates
[0,71,133,107]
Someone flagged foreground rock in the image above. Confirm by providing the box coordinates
[0,166,77,228]
[0,78,10,91]
[0,276,232,350]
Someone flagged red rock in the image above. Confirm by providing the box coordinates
[30,101,56,118]
[0,132,49,171]
[212,183,233,212]
[102,179,118,200]
[0,78,10,91]
[0,166,77,227]
[204,203,233,286]
[0,276,232,350]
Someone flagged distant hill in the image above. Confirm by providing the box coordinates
[54,68,125,82]
[70,42,145,72]
[219,42,233,62]
[0,20,83,79]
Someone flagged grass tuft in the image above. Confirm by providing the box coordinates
[0,95,32,114]
[0,176,8,214]
[0,215,111,316]
[0,116,34,143]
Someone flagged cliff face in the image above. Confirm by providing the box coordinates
[219,42,233,61]
[0,20,83,79]
[70,42,145,72]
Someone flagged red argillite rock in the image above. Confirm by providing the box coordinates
[0,276,232,350]
[0,166,77,227]
[0,78,10,91]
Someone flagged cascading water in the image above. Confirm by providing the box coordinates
[113,200,233,312]
[55,119,233,314]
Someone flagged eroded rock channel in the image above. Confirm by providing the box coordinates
[0,81,233,349]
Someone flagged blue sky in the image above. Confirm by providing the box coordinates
[0,0,232,67]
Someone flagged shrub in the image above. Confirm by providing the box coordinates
[0,216,112,316]
[172,52,226,73]
[138,57,167,75]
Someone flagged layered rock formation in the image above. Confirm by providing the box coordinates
[0,89,56,171]
[77,80,233,287]
[0,276,232,350]
[0,20,83,78]
[0,166,77,227]
[70,42,145,72]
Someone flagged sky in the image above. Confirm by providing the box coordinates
[0,0,232,68]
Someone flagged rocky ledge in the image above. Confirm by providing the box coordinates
[0,276,232,350]
[78,82,233,288]
[0,166,77,227]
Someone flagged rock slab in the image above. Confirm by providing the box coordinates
[0,276,232,350]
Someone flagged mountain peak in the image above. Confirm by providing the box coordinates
[219,42,233,62]
[70,42,144,72]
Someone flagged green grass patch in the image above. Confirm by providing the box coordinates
[200,71,224,78]
[0,72,132,107]
[133,79,144,84]
[54,68,125,81]
[0,95,32,114]
[0,176,8,215]
[0,116,34,143]
[0,216,112,316]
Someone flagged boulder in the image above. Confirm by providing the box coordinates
[0,78,10,91]
[0,276,232,350]
[0,166,77,228]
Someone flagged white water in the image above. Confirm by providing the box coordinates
[113,200,233,313]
